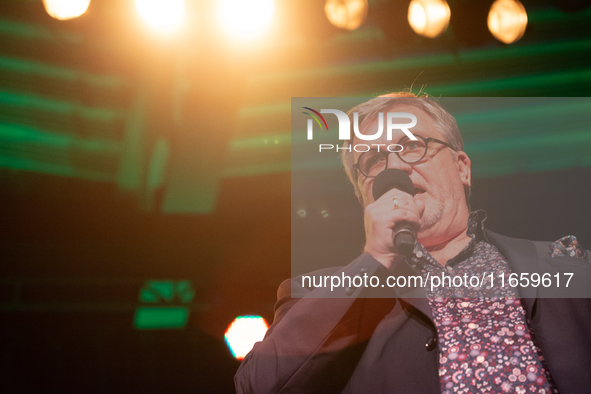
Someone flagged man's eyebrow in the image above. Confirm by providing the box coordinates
[361,147,387,153]
[354,147,382,160]
[399,134,425,140]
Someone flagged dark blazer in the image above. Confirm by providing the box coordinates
[235,231,591,393]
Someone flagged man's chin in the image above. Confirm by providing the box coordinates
[419,207,443,232]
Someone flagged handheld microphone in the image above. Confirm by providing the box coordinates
[372,169,416,256]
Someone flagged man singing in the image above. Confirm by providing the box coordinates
[235,94,591,393]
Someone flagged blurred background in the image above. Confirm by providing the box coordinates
[0,0,590,392]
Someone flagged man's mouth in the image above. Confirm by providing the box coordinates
[415,187,426,195]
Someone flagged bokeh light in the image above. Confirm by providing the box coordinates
[324,0,368,31]
[217,0,275,40]
[136,0,185,32]
[488,0,528,44]
[224,316,269,360]
[42,0,91,21]
[408,0,451,38]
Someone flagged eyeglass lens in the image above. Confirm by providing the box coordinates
[358,138,427,176]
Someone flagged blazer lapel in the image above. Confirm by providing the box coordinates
[391,259,434,324]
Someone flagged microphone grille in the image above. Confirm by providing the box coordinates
[372,169,416,201]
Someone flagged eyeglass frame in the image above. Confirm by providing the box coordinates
[353,135,455,178]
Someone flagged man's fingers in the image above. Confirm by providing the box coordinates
[377,189,416,211]
[362,188,422,269]
[365,204,420,228]
[379,189,422,217]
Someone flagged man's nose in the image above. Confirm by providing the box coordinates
[387,152,413,174]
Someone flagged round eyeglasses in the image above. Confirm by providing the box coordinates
[353,135,454,178]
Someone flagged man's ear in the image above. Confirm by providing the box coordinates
[456,151,471,188]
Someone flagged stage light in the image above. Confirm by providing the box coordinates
[42,0,91,20]
[408,0,451,38]
[487,0,527,44]
[324,0,368,31]
[217,0,275,40]
[224,316,269,360]
[136,0,185,32]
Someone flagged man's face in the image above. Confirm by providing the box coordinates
[353,104,472,246]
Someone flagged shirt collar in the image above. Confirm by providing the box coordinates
[407,209,489,270]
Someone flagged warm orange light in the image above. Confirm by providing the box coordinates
[136,0,185,32]
[224,316,269,360]
[408,0,451,38]
[324,0,368,31]
[42,0,90,20]
[488,0,528,44]
[217,0,275,40]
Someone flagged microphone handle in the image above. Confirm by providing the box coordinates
[393,222,415,256]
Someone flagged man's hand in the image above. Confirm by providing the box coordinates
[363,189,425,270]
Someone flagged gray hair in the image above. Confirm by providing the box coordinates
[340,94,470,208]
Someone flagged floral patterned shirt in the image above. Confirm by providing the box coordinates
[405,211,559,394]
